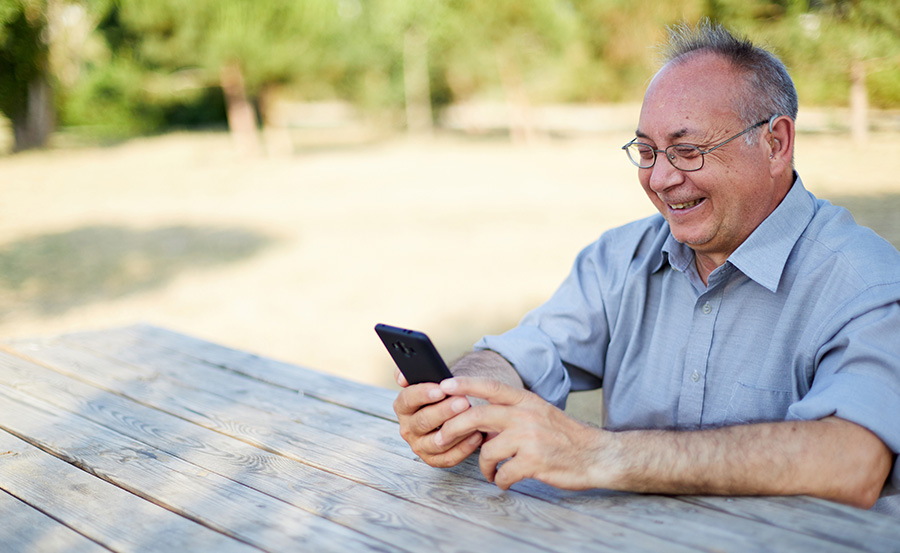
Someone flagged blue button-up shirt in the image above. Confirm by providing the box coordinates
[476,176,900,512]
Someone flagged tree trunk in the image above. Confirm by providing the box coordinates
[403,28,433,137]
[850,58,868,148]
[220,61,261,157]
[12,74,54,152]
[496,52,536,145]
[258,85,293,157]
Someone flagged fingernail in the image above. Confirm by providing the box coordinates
[451,398,468,413]
[434,430,444,446]
[428,387,443,401]
[441,379,458,392]
[468,433,482,445]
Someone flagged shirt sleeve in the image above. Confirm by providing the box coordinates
[787,296,900,497]
[475,239,612,409]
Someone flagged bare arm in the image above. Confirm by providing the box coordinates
[601,416,891,508]
[449,350,524,396]
[437,378,892,509]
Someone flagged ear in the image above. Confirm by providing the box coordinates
[767,115,794,178]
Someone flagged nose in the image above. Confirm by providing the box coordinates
[646,153,684,193]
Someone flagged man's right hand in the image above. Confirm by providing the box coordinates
[393,369,484,467]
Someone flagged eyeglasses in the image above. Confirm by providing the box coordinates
[622,116,775,172]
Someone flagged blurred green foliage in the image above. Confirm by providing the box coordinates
[1,0,899,145]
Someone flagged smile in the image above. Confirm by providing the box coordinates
[669,198,705,210]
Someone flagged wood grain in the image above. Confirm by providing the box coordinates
[6,328,877,553]
[0,382,396,552]
[119,326,900,551]
[5,334,699,553]
[0,430,257,553]
[4,326,896,552]
[65,327,890,551]
[0,486,109,553]
[0,351,550,553]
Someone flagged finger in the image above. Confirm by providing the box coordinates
[493,457,532,490]
[409,396,471,445]
[395,368,409,387]
[477,433,518,484]
[441,377,531,406]
[435,403,510,448]
[424,431,484,468]
[402,396,473,459]
[393,383,445,417]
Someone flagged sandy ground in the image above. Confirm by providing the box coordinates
[2,123,899,413]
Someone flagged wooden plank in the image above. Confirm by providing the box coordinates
[0,430,257,553]
[2,339,701,553]
[69,324,398,421]
[0,487,109,553]
[47,328,498,485]
[15,330,417,460]
[6,336,865,553]
[0,351,552,553]
[11,331,522,492]
[0,383,401,553]
[680,496,900,553]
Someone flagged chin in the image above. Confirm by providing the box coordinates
[671,229,714,249]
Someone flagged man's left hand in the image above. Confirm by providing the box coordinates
[435,377,617,490]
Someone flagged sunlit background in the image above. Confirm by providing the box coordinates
[2,1,899,393]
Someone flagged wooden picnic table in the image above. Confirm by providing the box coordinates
[1,324,897,552]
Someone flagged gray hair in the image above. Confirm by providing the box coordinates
[662,20,798,144]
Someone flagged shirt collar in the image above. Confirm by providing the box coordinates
[659,232,693,274]
[726,173,815,293]
[656,173,816,293]
[648,216,688,274]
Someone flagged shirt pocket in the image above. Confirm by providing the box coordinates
[726,382,794,424]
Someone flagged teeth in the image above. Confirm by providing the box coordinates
[670,199,701,210]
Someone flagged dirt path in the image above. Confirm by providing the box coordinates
[2,130,898,393]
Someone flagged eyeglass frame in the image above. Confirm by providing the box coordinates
[621,114,781,172]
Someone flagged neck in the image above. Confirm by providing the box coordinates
[694,253,724,285]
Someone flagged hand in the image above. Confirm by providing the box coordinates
[435,377,612,490]
[392,369,484,468]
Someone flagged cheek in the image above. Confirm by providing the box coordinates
[638,172,660,204]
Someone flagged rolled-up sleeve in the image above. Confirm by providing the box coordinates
[788,297,900,497]
[475,239,617,409]
[476,325,574,408]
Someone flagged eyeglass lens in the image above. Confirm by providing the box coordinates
[625,143,704,171]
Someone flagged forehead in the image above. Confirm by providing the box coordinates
[637,53,743,140]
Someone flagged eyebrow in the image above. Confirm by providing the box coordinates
[635,128,692,141]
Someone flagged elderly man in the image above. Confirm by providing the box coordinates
[393,21,900,514]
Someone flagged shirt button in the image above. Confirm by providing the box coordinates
[702,302,712,314]
[691,371,700,382]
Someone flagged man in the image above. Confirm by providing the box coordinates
[393,21,900,514]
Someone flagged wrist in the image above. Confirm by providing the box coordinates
[585,427,632,491]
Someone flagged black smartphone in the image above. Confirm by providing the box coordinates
[375,323,453,384]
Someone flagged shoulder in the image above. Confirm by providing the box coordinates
[790,197,900,343]
[798,198,900,289]
[573,213,670,286]
[590,213,669,261]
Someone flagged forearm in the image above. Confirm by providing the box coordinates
[451,350,524,389]
[599,417,891,508]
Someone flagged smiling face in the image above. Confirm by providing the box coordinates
[636,53,790,276]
